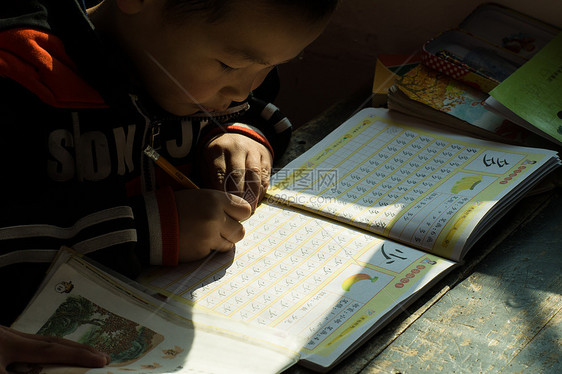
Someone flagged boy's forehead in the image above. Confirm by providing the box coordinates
[223,45,298,66]
[186,3,329,66]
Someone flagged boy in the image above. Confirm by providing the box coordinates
[0,0,337,368]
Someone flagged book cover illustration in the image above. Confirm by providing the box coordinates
[10,272,193,374]
[394,64,535,142]
[421,3,559,92]
[37,294,165,367]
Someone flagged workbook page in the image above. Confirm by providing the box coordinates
[139,202,454,368]
[268,108,559,261]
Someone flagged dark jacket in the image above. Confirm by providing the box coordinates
[0,0,291,325]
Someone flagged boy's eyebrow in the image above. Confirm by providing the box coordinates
[224,46,300,66]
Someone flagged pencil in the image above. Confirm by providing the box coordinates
[144,145,199,189]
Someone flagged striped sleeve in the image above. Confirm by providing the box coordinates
[241,96,293,157]
[0,206,137,267]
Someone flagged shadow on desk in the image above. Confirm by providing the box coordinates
[285,188,561,374]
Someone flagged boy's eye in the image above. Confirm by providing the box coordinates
[219,61,237,72]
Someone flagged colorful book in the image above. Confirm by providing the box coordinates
[485,32,562,147]
[388,64,544,146]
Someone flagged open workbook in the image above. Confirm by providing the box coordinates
[14,108,560,373]
[137,108,560,371]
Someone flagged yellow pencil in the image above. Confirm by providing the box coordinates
[144,145,199,189]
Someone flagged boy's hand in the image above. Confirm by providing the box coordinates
[175,189,252,262]
[201,133,273,211]
[0,325,110,373]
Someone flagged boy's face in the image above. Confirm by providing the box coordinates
[101,0,330,116]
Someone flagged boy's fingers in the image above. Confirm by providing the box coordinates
[214,237,236,253]
[9,335,109,367]
[223,193,252,221]
[243,167,261,210]
[1,327,110,367]
[244,151,271,208]
[224,163,245,197]
[220,216,246,244]
[258,166,271,203]
[210,153,228,191]
[6,328,98,352]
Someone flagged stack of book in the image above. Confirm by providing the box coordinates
[383,3,561,149]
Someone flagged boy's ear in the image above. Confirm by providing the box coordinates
[115,0,149,15]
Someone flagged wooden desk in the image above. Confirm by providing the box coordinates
[278,95,562,373]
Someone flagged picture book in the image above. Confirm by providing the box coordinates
[421,3,560,93]
[485,32,562,147]
[137,108,560,371]
[11,247,304,374]
[387,64,544,146]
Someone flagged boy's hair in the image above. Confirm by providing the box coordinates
[164,0,339,23]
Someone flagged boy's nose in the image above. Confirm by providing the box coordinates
[221,70,269,102]
[220,79,254,103]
